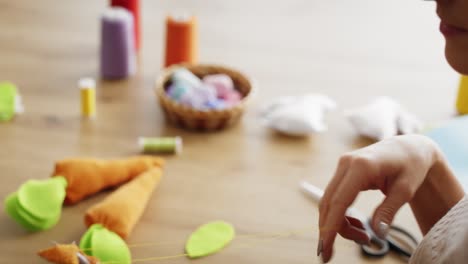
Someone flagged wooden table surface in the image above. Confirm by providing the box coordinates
[0,0,459,263]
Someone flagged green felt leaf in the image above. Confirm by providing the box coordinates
[80,224,131,264]
[80,224,100,256]
[4,193,41,231]
[3,178,67,231]
[15,195,61,230]
[17,177,67,220]
[0,82,17,122]
[185,221,235,258]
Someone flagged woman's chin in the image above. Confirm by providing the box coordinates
[445,46,468,75]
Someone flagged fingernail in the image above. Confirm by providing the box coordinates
[377,221,389,238]
[317,239,323,257]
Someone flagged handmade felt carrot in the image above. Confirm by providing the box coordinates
[38,243,99,264]
[84,167,163,239]
[53,156,164,205]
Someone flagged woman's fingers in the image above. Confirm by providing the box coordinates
[318,135,441,262]
[318,155,351,256]
[319,155,351,216]
[371,177,414,237]
[319,168,370,262]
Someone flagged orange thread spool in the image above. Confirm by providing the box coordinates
[164,15,198,67]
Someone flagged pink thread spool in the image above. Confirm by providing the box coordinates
[100,7,136,79]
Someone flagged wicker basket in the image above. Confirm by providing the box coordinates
[155,64,254,131]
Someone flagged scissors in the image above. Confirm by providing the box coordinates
[300,181,419,258]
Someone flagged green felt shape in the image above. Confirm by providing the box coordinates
[80,224,100,256]
[17,177,67,220]
[4,193,41,231]
[0,82,17,122]
[80,224,131,264]
[185,221,235,258]
[4,177,67,231]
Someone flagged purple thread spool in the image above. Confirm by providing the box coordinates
[100,7,136,79]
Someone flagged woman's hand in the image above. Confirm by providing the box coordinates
[318,135,464,263]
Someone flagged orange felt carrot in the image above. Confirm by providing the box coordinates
[38,243,99,264]
[53,156,164,205]
[84,167,163,239]
[164,15,198,67]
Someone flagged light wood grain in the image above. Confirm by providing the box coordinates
[0,0,459,263]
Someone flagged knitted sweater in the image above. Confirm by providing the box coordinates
[410,196,468,263]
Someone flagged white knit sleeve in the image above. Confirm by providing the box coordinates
[410,196,468,264]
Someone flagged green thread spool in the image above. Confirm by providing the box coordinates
[138,137,183,154]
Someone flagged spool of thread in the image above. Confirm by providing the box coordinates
[0,82,23,122]
[457,75,468,115]
[138,137,183,154]
[100,7,136,79]
[79,78,96,118]
[110,0,141,51]
[164,15,198,67]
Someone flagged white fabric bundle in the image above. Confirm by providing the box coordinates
[261,94,337,136]
[345,96,422,141]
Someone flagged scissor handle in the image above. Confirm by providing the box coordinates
[386,225,419,258]
[361,236,390,257]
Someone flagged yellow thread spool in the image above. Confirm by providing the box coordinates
[456,75,468,115]
[79,78,96,118]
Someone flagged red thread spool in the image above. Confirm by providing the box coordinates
[111,0,140,51]
[164,15,198,67]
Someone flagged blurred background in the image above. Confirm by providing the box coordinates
[0,0,456,121]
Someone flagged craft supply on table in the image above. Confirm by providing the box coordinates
[186,221,235,258]
[111,0,140,51]
[164,15,198,67]
[138,136,183,154]
[345,96,422,141]
[52,156,164,204]
[457,75,468,114]
[156,64,253,131]
[80,224,131,264]
[261,94,336,136]
[426,116,468,190]
[4,177,67,231]
[100,7,136,79]
[0,81,24,122]
[79,78,96,118]
[166,68,241,110]
[171,67,203,88]
[300,181,418,258]
[38,243,99,264]
[37,221,317,263]
[85,167,163,239]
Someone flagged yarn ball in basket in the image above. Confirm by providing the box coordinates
[155,64,253,131]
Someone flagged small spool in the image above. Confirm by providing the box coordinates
[456,75,468,115]
[138,137,183,154]
[79,78,96,118]
[164,14,198,67]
